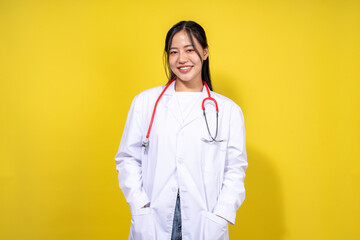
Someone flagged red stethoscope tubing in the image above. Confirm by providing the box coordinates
[145,77,218,144]
[145,77,176,139]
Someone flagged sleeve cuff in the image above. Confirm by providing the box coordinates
[213,204,236,225]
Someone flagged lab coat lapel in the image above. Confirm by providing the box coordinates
[164,81,182,125]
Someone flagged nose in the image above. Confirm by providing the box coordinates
[179,50,188,64]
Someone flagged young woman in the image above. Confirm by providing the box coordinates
[115,21,248,240]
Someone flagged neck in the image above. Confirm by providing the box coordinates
[175,78,203,92]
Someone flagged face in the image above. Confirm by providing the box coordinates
[168,30,208,84]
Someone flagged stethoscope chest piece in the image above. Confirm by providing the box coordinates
[142,138,149,153]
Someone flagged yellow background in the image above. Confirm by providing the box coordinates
[1,0,359,239]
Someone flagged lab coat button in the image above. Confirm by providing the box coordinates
[178,158,183,164]
[167,214,172,220]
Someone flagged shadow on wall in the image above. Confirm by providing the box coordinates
[213,74,285,239]
[230,146,285,240]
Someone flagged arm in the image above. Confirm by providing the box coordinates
[115,95,150,213]
[213,103,248,225]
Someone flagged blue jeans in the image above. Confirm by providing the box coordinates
[171,191,182,240]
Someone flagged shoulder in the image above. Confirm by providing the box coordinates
[136,85,164,99]
[211,91,246,126]
[211,91,243,112]
[131,85,165,110]
[137,85,164,98]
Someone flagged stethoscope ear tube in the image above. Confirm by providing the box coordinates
[203,110,223,142]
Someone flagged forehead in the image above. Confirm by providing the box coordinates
[170,30,199,48]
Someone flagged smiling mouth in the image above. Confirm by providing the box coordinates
[178,66,193,73]
[178,66,192,70]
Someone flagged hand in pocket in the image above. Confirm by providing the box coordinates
[130,208,156,240]
[202,212,228,240]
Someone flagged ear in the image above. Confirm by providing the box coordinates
[203,47,209,61]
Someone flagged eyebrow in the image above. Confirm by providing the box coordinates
[170,44,194,50]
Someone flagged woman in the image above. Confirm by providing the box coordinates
[115,21,247,240]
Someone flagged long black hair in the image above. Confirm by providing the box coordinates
[163,21,213,90]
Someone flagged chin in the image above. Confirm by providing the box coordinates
[176,77,192,82]
[175,74,196,82]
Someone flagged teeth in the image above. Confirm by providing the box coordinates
[180,67,191,70]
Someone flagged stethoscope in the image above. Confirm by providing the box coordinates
[142,77,224,151]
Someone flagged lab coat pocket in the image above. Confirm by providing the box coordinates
[129,208,156,240]
[202,141,227,171]
[202,212,228,240]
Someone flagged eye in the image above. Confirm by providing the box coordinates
[170,51,177,54]
[186,49,194,52]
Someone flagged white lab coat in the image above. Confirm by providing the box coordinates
[115,81,247,240]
